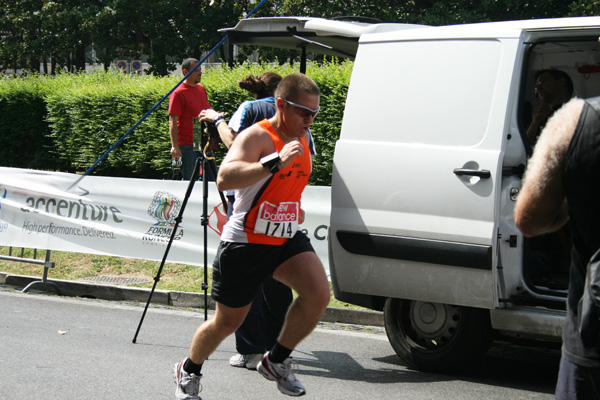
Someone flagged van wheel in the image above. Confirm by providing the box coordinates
[383,298,493,373]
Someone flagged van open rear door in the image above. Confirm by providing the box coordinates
[219,17,423,71]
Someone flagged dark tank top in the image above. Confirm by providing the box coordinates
[561,97,600,366]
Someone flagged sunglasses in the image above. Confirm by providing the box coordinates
[281,98,320,119]
[535,77,555,87]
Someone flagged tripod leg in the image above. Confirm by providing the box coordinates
[202,156,210,321]
[132,156,201,343]
[204,156,228,214]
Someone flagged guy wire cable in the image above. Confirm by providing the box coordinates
[67,0,269,191]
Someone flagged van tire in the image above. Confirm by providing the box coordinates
[383,298,493,373]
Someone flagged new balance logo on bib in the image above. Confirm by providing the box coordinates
[255,202,299,238]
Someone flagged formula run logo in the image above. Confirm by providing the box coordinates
[143,191,183,245]
[147,191,181,226]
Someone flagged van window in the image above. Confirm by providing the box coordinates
[342,39,502,146]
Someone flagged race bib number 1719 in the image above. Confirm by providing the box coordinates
[254,201,299,238]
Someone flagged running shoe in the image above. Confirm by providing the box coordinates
[257,352,306,396]
[173,358,202,400]
[229,353,263,370]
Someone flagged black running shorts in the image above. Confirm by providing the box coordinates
[211,231,314,308]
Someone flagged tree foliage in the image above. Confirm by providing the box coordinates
[0,0,596,74]
[0,0,249,75]
[568,0,600,16]
[0,0,99,74]
[275,0,574,24]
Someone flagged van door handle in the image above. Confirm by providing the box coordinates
[453,168,491,179]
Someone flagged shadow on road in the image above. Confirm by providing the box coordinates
[296,340,560,395]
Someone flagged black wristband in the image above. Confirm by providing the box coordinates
[260,152,281,174]
[270,162,281,174]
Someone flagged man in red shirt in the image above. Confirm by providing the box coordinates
[168,58,211,180]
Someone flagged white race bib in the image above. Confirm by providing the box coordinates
[254,201,299,238]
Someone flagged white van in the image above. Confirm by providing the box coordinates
[223,16,600,372]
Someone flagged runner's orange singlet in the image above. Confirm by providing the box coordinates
[242,119,312,245]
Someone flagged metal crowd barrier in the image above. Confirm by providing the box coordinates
[0,248,62,295]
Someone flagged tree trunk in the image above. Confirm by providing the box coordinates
[228,44,234,68]
[67,52,73,73]
[30,57,41,74]
[50,57,57,75]
[74,43,86,71]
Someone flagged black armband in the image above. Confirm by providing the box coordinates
[260,152,281,174]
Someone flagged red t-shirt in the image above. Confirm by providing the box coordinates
[168,83,210,146]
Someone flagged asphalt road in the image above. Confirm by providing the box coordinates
[0,288,561,399]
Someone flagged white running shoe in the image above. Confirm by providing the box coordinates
[257,352,306,396]
[173,358,202,400]
[229,353,263,370]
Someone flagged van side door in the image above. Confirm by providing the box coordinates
[330,33,522,309]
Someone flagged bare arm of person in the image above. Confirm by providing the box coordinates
[199,109,235,149]
[169,114,181,160]
[217,126,305,191]
[515,98,584,237]
[525,103,554,145]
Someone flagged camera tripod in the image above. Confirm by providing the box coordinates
[132,148,226,343]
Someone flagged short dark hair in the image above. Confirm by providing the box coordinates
[536,69,574,97]
[182,58,199,72]
[275,73,320,102]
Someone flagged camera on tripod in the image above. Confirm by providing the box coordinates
[202,120,221,151]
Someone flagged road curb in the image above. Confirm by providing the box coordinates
[0,273,384,327]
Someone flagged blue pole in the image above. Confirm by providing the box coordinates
[68,0,268,190]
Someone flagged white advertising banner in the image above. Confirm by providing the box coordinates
[0,168,331,276]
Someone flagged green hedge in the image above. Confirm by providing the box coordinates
[44,73,177,178]
[0,77,58,171]
[0,61,353,185]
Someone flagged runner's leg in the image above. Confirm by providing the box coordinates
[189,302,251,364]
[272,251,330,349]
